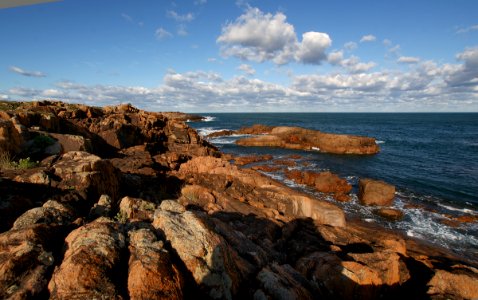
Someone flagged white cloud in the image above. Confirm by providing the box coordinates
[155,27,172,40]
[217,7,297,64]
[167,10,194,22]
[195,0,207,4]
[217,7,331,65]
[360,34,376,42]
[237,63,256,75]
[5,48,477,112]
[328,52,375,73]
[398,56,420,64]
[383,39,392,46]
[445,47,478,88]
[9,66,47,77]
[296,32,331,64]
[328,51,344,65]
[344,41,357,51]
[456,24,478,34]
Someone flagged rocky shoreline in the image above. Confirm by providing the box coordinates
[0,100,477,299]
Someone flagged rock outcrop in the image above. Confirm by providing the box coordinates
[0,101,476,300]
[176,156,346,227]
[208,125,380,154]
[359,178,396,206]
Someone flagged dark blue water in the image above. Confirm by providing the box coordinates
[189,113,478,258]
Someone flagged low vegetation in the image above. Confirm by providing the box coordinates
[0,151,39,170]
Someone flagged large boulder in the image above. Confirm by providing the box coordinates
[0,224,65,299]
[127,228,184,300]
[153,201,254,299]
[0,119,23,155]
[48,218,126,299]
[51,151,121,204]
[427,267,478,299]
[358,178,396,206]
[12,200,76,230]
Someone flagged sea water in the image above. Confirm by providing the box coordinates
[189,113,478,260]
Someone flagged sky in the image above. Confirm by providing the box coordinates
[0,0,477,112]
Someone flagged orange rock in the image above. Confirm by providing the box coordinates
[427,267,478,299]
[127,228,184,299]
[359,178,395,206]
[236,125,379,155]
[234,154,273,166]
[375,208,404,221]
[48,219,126,299]
[250,165,283,172]
[285,170,352,197]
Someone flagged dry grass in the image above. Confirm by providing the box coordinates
[0,150,15,169]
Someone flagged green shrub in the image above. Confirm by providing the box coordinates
[16,157,39,169]
[114,211,128,223]
[0,152,39,170]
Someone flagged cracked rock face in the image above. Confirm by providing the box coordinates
[48,218,126,299]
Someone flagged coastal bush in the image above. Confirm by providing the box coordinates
[114,211,128,223]
[0,151,39,170]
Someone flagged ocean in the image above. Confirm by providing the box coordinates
[188,113,478,259]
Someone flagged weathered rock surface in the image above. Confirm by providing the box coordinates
[234,125,380,154]
[119,196,158,222]
[427,266,478,299]
[285,170,352,201]
[48,218,126,299]
[177,156,346,227]
[359,178,396,206]
[153,201,254,299]
[128,228,184,300]
[0,224,65,300]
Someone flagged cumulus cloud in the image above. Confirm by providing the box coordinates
[237,64,256,75]
[328,52,375,73]
[398,56,420,64]
[445,47,478,88]
[167,10,194,22]
[5,48,477,112]
[360,34,376,42]
[217,7,331,65]
[296,32,331,64]
[9,66,46,77]
[155,27,172,40]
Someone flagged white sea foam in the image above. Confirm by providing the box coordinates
[311,147,321,151]
[203,116,216,122]
[209,138,235,144]
[197,127,228,137]
[437,203,476,214]
[375,140,385,144]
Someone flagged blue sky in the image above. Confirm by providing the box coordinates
[1,0,477,112]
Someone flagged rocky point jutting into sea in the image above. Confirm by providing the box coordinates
[0,100,477,300]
